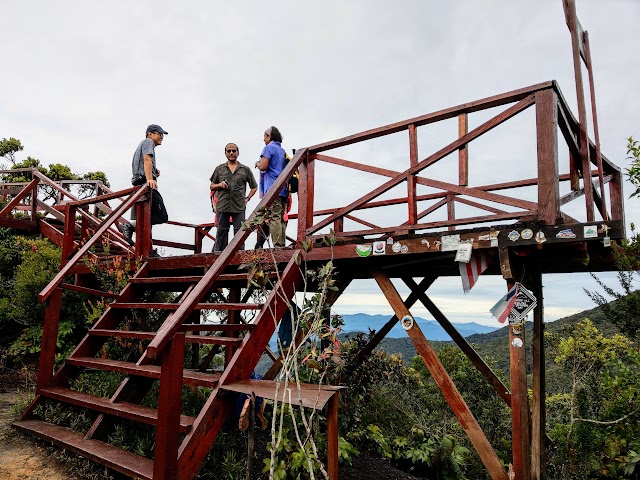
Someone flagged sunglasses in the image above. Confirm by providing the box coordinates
[226,149,238,153]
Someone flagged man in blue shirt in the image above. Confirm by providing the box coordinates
[255,126,287,247]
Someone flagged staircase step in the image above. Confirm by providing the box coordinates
[89,329,244,346]
[66,356,220,387]
[109,302,262,310]
[12,419,153,480]
[40,387,194,432]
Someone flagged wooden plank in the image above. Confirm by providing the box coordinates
[535,89,560,225]
[372,270,508,480]
[60,283,119,299]
[307,82,554,153]
[0,217,38,231]
[497,219,624,247]
[609,170,625,222]
[12,420,153,480]
[153,239,196,251]
[65,356,220,387]
[220,379,341,410]
[40,387,194,432]
[447,194,456,231]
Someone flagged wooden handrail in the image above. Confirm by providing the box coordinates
[38,186,150,303]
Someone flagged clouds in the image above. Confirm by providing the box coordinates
[1,1,638,325]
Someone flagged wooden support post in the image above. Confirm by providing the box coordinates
[446,194,456,231]
[62,204,77,265]
[30,181,38,222]
[326,392,339,480]
[154,333,185,480]
[530,266,546,479]
[499,249,530,480]
[135,192,152,258]
[535,89,560,225]
[564,0,594,221]
[407,124,418,226]
[610,169,625,222]
[36,288,63,392]
[372,270,508,480]
[194,228,203,254]
[569,151,580,191]
[297,151,314,243]
[458,113,469,186]
[246,393,256,480]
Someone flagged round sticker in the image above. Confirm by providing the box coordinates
[521,229,533,240]
[401,315,414,330]
[392,242,402,253]
[400,245,409,254]
[511,338,523,348]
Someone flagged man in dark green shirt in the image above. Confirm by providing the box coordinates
[210,143,258,252]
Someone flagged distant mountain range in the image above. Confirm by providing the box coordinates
[339,313,497,340]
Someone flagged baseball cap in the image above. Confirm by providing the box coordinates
[146,124,168,135]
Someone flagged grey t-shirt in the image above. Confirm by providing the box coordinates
[131,138,158,178]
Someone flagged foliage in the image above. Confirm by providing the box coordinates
[0,137,24,163]
[625,137,640,198]
[546,320,640,479]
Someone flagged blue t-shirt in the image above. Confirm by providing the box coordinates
[260,141,287,197]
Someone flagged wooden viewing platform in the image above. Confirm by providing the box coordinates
[1,2,625,477]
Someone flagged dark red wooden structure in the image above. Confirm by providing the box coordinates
[4,2,624,478]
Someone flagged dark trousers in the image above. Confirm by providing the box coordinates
[214,210,245,252]
[130,188,168,225]
[255,222,270,249]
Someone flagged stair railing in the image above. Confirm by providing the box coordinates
[38,185,151,303]
[145,148,308,359]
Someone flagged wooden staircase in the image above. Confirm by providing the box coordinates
[14,250,303,479]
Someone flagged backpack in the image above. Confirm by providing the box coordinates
[284,151,299,194]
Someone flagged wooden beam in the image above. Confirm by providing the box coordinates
[372,270,508,480]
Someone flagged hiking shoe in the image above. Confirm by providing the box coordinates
[118,222,135,246]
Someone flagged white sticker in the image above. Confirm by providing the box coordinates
[373,241,386,255]
[441,234,461,252]
[455,243,473,263]
[512,338,523,348]
[584,225,598,238]
[392,242,402,253]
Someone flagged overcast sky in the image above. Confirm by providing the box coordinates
[2,1,639,326]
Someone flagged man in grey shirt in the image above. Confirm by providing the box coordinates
[119,124,169,254]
